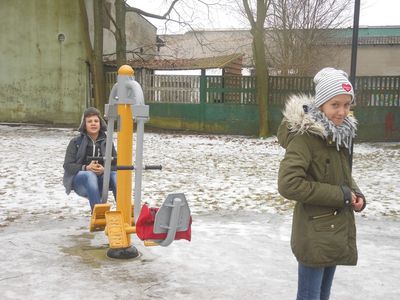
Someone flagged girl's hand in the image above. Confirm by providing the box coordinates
[352,195,365,212]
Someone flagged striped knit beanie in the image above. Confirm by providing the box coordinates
[313,67,354,107]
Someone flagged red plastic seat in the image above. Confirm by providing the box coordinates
[136,203,192,242]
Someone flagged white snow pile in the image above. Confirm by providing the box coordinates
[0,125,399,227]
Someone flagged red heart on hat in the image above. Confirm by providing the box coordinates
[342,83,352,92]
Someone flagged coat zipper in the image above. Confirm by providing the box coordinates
[310,210,338,220]
[89,136,104,158]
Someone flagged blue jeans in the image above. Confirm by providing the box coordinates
[296,263,336,300]
[72,171,117,211]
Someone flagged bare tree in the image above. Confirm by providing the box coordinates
[242,0,271,137]
[266,0,352,75]
[109,0,198,67]
[79,0,106,111]
[81,0,219,109]
[102,0,229,66]
[114,0,127,68]
[94,0,106,110]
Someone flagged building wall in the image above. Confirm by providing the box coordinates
[125,11,158,60]
[159,29,400,76]
[334,46,400,76]
[0,0,158,126]
[91,0,158,61]
[0,0,87,125]
[160,30,254,66]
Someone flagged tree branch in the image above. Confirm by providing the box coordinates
[103,1,117,37]
[125,0,181,20]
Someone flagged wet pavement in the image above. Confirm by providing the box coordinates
[1,125,400,299]
[0,212,399,300]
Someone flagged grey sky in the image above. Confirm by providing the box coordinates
[128,0,400,33]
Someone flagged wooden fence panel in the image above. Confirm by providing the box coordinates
[355,76,400,106]
[105,72,117,100]
[143,74,200,103]
[104,72,400,107]
[268,75,400,107]
[206,76,256,104]
[268,76,314,105]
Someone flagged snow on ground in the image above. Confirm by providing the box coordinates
[0,124,399,300]
[0,124,399,225]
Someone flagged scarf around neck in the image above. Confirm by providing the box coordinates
[307,104,357,153]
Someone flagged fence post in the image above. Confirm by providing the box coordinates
[199,70,206,129]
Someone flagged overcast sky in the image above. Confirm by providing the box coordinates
[128,0,400,33]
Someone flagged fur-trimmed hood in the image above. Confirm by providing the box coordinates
[77,107,107,133]
[277,94,357,150]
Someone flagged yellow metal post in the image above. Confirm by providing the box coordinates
[116,104,133,245]
[105,65,138,259]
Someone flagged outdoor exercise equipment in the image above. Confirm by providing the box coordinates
[89,65,191,259]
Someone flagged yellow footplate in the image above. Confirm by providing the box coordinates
[90,203,111,232]
[105,211,129,248]
[144,240,159,247]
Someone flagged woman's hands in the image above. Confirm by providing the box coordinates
[86,160,104,175]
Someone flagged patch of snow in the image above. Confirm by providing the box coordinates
[0,125,399,228]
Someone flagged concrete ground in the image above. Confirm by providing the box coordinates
[0,212,399,300]
[1,125,399,299]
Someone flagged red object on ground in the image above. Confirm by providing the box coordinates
[136,203,192,241]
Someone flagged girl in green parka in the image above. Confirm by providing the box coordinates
[277,67,366,300]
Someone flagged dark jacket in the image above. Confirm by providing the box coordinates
[277,94,365,267]
[63,132,116,194]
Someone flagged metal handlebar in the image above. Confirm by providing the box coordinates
[115,165,162,170]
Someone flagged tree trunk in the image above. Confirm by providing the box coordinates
[79,0,105,111]
[78,0,95,106]
[115,0,127,67]
[243,0,270,137]
[93,0,106,112]
[252,25,269,137]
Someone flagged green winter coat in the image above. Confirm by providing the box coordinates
[277,94,365,267]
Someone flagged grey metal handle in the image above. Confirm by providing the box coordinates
[159,198,182,247]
